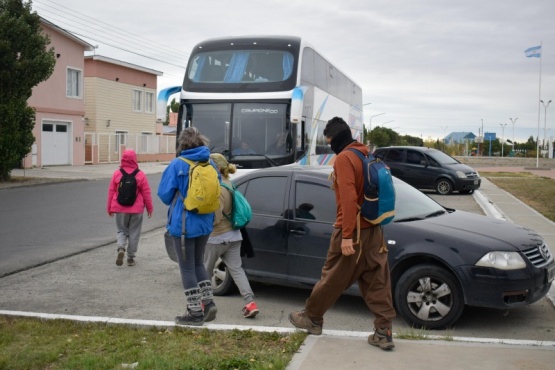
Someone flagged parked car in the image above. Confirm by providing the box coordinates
[372,146,480,195]
[166,165,554,329]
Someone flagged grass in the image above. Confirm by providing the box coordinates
[0,316,307,370]
[480,172,555,222]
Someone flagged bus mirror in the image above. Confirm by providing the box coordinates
[290,86,307,124]
[156,86,182,122]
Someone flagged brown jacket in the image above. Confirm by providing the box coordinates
[332,141,372,239]
[211,179,234,236]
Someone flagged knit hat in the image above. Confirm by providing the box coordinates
[210,153,228,170]
[323,117,351,140]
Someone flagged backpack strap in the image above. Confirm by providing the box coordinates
[346,148,366,264]
[220,182,235,221]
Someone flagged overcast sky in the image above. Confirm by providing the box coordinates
[31,0,555,143]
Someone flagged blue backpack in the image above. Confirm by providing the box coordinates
[348,149,396,226]
[221,182,252,229]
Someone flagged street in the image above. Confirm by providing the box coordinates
[0,173,166,277]
[0,179,554,342]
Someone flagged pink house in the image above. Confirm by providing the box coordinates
[23,18,94,168]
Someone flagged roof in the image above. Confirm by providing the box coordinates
[40,17,94,51]
[444,132,476,144]
[85,55,163,76]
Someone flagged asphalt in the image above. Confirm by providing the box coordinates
[4,163,555,370]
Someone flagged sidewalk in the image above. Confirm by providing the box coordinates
[4,163,555,369]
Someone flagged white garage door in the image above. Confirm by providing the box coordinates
[41,121,71,166]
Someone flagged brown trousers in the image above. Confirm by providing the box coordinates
[305,226,396,329]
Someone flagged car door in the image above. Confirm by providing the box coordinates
[286,174,336,285]
[237,175,290,279]
[404,149,431,189]
[381,148,406,179]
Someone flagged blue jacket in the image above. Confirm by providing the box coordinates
[158,146,219,238]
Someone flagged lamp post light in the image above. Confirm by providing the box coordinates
[440,126,448,152]
[381,120,395,127]
[540,100,551,152]
[500,123,507,157]
[509,117,518,154]
[368,113,385,148]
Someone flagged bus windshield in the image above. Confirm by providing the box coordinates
[186,102,294,168]
[187,50,295,84]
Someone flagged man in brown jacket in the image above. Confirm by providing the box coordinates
[288,116,396,350]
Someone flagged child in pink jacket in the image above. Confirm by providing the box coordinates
[107,149,153,266]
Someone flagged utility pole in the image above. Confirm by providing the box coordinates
[500,123,507,157]
[509,117,518,155]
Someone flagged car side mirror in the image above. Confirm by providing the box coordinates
[420,160,428,167]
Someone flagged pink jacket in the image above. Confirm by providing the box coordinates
[106,149,154,214]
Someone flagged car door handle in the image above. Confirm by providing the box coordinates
[290,229,306,235]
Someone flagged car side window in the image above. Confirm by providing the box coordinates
[407,150,425,165]
[294,181,336,223]
[374,150,386,160]
[385,149,403,162]
[426,155,440,167]
[241,176,287,217]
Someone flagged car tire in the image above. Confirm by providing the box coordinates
[394,264,464,329]
[210,257,237,296]
[435,179,453,195]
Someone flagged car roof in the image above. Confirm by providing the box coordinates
[375,146,440,153]
[234,164,333,180]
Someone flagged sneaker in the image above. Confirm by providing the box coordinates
[288,310,322,335]
[127,258,135,266]
[116,249,124,266]
[175,311,204,326]
[203,301,217,322]
[242,301,259,318]
[368,328,395,350]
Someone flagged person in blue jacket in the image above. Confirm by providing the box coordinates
[158,127,220,326]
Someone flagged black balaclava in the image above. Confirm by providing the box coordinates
[324,117,355,154]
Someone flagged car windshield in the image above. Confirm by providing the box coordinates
[392,178,446,221]
[426,150,459,164]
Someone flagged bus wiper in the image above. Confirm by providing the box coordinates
[264,155,279,167]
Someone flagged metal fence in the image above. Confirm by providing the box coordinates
[84,132,175,164]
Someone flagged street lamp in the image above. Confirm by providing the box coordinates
[368,113,385,148]
[440,126,448,152]
[381,120,395,127]
[509,117,518,154]
[540,100,551,152]
[500,123,507,157]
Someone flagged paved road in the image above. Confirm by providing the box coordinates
[0,173,166,277]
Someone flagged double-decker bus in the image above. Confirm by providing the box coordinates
[157,35,363,168]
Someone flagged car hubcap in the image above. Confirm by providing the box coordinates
[407,277,453,322]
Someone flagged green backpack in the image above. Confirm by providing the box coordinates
[221,183,252,229]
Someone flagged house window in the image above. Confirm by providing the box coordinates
[145,92,154,113]
[115,131,128,152]
[133,90,143,112]
[66,68,82,98]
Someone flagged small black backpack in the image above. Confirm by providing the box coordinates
[117,168,140,206]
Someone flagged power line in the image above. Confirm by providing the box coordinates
[32,0,189,73]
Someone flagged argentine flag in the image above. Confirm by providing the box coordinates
[524,45,541,58]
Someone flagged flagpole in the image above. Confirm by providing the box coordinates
[536,41,542,168]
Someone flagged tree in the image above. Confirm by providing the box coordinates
[164,98,180,125]
[0,0,55,181]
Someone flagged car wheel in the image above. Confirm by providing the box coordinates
[210,257,237,296]
[459,189,473,194]
[435,179,453,195]
[394,264,464,329]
